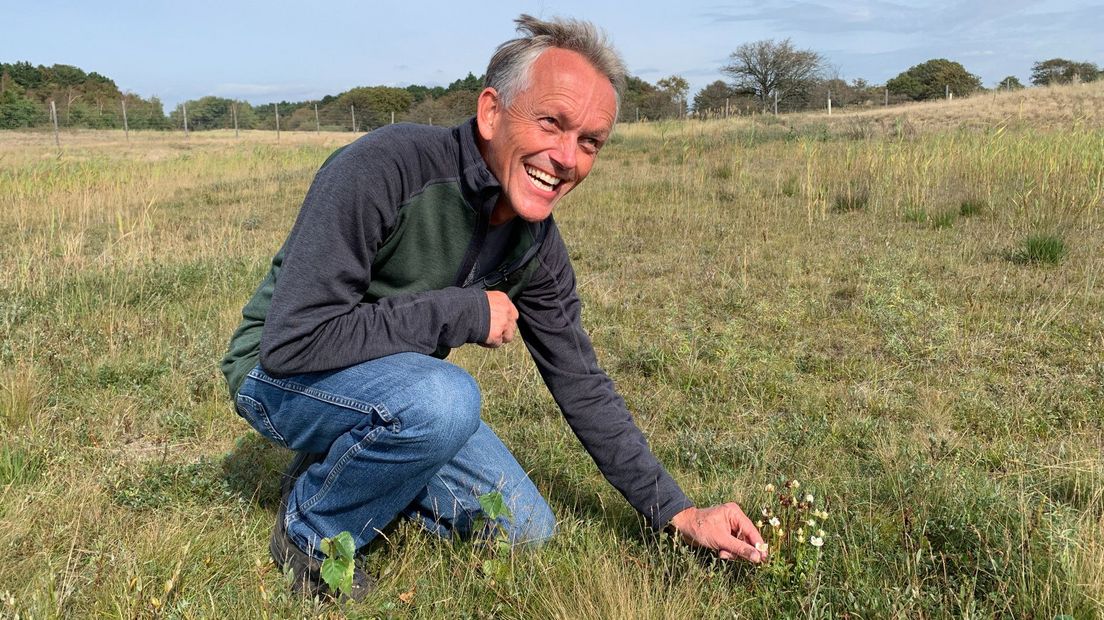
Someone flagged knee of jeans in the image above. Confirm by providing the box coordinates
[507,499,557,546]
[402,362,481,451]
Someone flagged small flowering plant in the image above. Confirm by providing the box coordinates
[754,479,831,586]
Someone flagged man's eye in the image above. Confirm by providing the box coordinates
[581,137,601,153]
[538,117,557,128]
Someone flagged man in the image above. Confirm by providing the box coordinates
[221,14,765,599]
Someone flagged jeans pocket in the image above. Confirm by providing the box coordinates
[235,392,289,449]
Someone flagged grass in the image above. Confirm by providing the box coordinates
[959,197,986,217]
[1,81,1102,618]
[930,211,957,229]
[1014,233,1069,265]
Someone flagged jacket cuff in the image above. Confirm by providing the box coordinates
[462,287,491,345]
[651,496,695,532]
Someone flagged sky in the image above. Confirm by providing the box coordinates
[3,0,1102,109]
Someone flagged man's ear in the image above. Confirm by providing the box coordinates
[476,87,501,142]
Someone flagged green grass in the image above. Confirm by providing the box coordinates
[959,197,986,217]
[930,210,957,229]
[1014,233,1068,265]
[1,93,1103,618]
[903,206,928,224]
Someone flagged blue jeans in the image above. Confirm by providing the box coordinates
[235,353,556,559]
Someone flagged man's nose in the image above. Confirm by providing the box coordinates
[550,134,577,172]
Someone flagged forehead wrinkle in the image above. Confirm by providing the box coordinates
[525,50,616,133]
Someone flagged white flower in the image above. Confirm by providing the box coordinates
[769,517,780,527]
[817,529,826,537]
[807,519,817,527]
[761,507,771,518]
[754,542,769,554]
[791,480,801,489]
[765,483,776,493]
[804,493,814,503]
[810,535,824,547]
[755,520,763,528]
[817,510,829,519]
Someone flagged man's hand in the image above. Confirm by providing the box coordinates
[668,503,767,564]
[483,291,518,348]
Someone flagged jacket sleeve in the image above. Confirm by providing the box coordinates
[259,139,490,376]
[514,220,693,530]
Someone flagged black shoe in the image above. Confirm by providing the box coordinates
[270,451,375,601]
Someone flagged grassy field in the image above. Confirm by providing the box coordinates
[1,82,1102,619]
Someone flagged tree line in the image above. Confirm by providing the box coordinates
[701,39,1102,116]
[0,61,169,130]
[2,50,1101,131]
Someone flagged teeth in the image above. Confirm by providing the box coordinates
[525,165,561,191]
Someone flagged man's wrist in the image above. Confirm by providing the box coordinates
[667,506,696,534]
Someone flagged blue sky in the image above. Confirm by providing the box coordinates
[3,1,1101,108]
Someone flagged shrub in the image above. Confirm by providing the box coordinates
[959,198,986,217]
[1013,234,1067,265]
[930,212,956,229]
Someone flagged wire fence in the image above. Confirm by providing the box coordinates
[2,84,1019,156]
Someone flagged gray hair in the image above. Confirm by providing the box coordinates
[485,14,627,118]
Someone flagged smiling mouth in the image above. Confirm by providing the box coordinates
[524,164,563,192]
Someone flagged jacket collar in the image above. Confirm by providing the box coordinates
[457,116,500,208]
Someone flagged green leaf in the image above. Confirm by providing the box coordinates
[481,558,511,582]
[331,531,356,561]
[478,491,512,523]
[319,531,357,594]
[321,556,353,594]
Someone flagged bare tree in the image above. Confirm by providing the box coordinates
[721,38,826,112]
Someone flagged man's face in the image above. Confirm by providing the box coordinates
[477,48,618,225]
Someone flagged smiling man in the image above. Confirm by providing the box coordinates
[221,14,765,599]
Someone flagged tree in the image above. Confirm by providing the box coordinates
[405,84,447,103]
[998,76,1025,90]
[170,96,233,130]
[446,72,483,93]
[721,38,826,112]
[1030,58,1100,85]
[692,80,736,115]
[123,94,170,130]
[656,75,689,118]
[0,89,44,128]
[1,62,43,89]
[337,86,414,128]
[618,76,673,122]
[402,90,478,126]
[846,78,886,106]
[809,77,857,109]
[886,59,981,101]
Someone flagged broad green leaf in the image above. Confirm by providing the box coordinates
[478,491,512,523]
[319,531,357,594]
[330,531,356,561]
[321,556,353,594]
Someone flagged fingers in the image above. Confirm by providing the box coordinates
[709,503,766,564]
[725,502,766,548]
[484,291,519,347]
[720,538,764,564]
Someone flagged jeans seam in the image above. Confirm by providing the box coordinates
[247,367,394,422]
[235,393,287,447]
[298,425,386,514]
